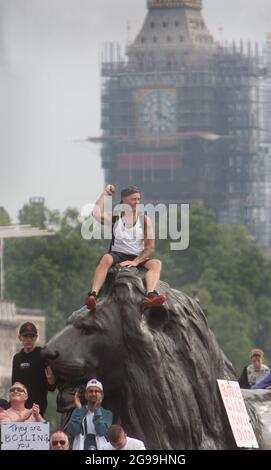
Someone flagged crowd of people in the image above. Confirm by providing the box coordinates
[1,326,271,451]
[0,186,159,450]
[1,186,271,450]
[0,321,146,450]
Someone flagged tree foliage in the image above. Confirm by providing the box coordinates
[156,206,271,372]
[0,207,11,226]
[18,203,48,228]
[5,205,107,340]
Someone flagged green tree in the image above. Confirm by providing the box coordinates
[5,202,271,373]
[18,203,48,229]
[0,207,11,225]
[156,205,271,371]
[6,205,107,340]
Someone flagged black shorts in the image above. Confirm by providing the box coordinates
[109,251,148,269]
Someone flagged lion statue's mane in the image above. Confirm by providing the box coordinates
[43,267,237,449]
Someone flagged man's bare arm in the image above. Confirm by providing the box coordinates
[92,186,114,225]
[134,216,155,264]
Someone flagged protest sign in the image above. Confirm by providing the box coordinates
[217,380,258,449]
[1,422,50,450]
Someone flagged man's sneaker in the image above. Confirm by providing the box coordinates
[85,292,97,311]
[143,291,166,309]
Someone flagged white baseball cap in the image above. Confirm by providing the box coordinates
[86,379,103,392]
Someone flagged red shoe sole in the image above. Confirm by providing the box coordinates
[143,295,166,309]
[85,297,96,311]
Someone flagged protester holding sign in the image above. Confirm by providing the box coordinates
[0,382,44,423]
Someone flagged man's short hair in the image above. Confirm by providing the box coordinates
[250,348,264,359]
[107,424,124,443]
[50,431,69,445]
[12,382,28,394]
[121,186,141,200]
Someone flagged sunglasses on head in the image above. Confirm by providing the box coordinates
[10,387,26,393]
[52,440,67,446]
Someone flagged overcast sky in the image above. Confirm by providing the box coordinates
[1,0,270,221]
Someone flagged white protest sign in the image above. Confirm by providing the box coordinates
[217,379,259,449]
[1,422,50,450]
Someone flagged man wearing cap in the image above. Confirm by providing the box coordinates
[11,322,56,416]
[85,185,166,311]
[67,379,112,450]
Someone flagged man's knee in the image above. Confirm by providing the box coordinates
[147,259,162,271]
[98,254,114,268]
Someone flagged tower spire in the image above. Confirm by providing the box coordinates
[130,0,212,54]
[148,0,202,9]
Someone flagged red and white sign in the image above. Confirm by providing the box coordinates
[217,380,259,449]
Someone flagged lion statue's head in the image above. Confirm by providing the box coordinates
[43,267,237,449]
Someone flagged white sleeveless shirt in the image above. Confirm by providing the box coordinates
[111,216,144,256]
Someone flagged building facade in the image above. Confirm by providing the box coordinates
[99,0,271,246]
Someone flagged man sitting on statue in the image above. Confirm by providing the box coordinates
[85,185,166,311]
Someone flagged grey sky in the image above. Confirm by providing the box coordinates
[0,0,270,220]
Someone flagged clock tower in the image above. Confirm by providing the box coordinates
[100,0,264,245]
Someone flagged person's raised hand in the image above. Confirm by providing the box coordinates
[32,403,40,418]
[93,393,103,410]
[74,391,82,409]
[105,184,115,196]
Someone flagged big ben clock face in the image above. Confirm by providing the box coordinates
[135,88,177,144]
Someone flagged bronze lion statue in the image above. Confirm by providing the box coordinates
[242,389,271,450]
[43,267,239,449]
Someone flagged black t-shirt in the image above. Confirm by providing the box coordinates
[11,346,55,415]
